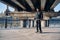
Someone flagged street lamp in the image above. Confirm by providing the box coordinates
[5,5,10,28]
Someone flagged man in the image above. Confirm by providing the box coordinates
[34,9,43,33]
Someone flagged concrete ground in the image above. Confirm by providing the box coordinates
[0,27,60,40]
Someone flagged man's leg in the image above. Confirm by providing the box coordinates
[36,20,39,32]
[38,20,42,33]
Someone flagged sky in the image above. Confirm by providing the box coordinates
[54,3,60,12]
[0,2,60,13]
[0,2,15,13]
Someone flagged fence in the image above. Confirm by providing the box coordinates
[0,17,60,29]
[49,18,60,27]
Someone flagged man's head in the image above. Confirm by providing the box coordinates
[36,8,39,12]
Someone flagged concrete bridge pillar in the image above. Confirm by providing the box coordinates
[20,20,23,28]
[26,19,30,28]
[41,20,49,27]
[30,20,33,28]
[41,20,45,27]
[34,20,36,27]
[45,20,49,27]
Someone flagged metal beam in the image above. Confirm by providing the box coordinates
[11,0,26,10]
[44,0,55,11]
[50,0,60,9]
[26,0,35,10]
[17,0,32,11]
[31,0,41,11]
[41,0,46,10]
[1,0,23,11]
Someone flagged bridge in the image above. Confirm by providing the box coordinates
[0,0,60,12]
[0,0,60,40]
[0,0,60,28]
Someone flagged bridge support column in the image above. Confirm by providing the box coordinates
[32,20,34,27]
[41,20,45,27]
[20,20,23,28]
[29,20,31,28]
[34,20,36,27]
[5,17,7,28]
[23,20,27,28]
[45,20,49,27]
[30,20,33,28]
[26,19,30,28]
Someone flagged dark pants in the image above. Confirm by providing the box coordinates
[36,20,42,32]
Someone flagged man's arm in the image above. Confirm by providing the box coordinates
[41,12,43,20]
[34,13,37,20]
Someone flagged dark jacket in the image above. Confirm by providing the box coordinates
[35,11,43,20]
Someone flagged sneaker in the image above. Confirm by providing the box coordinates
[40,31,42,33]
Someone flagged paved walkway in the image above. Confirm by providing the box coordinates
[0,27,60,40]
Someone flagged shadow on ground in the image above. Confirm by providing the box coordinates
[41,32,60,34]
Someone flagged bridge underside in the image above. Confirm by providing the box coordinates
[1,0,60,12]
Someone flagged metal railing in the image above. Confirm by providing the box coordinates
[49,19,60,27]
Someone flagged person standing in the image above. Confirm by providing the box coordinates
[34,9,43,33]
